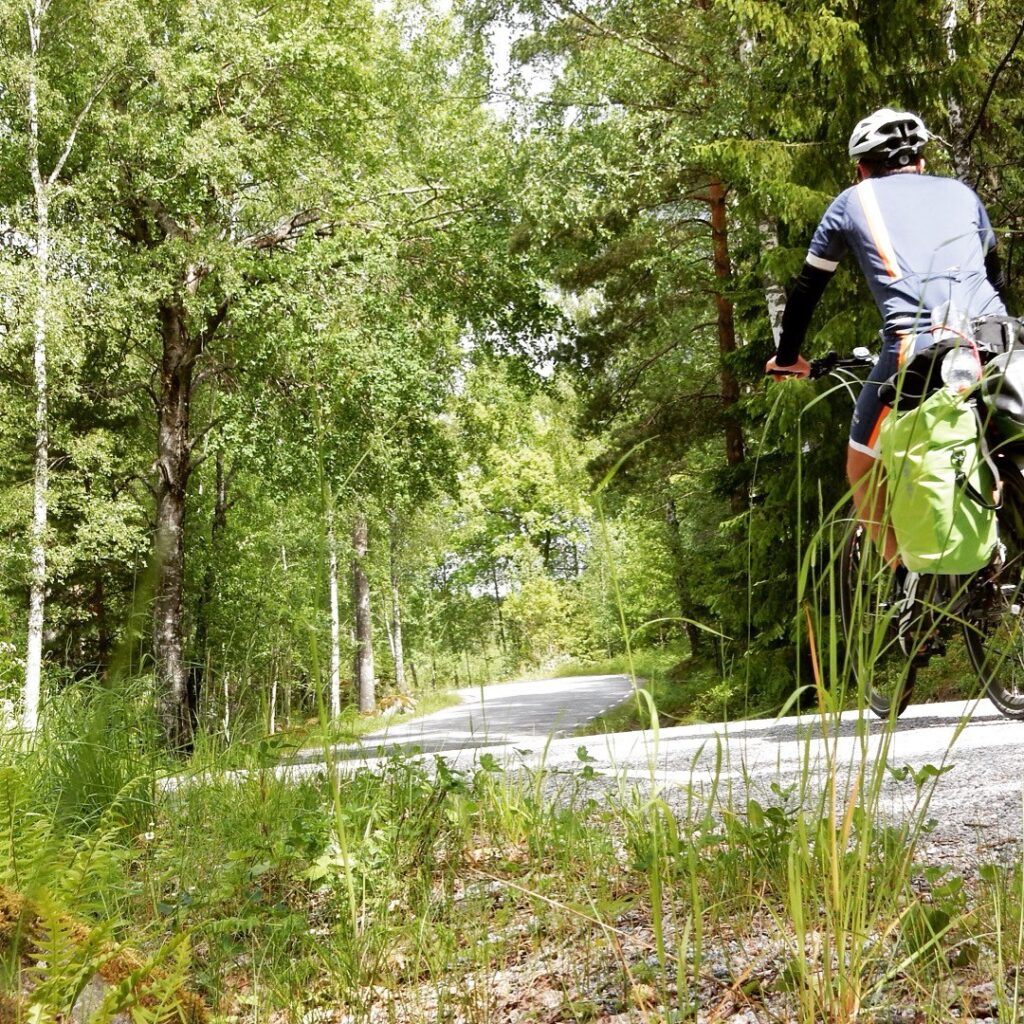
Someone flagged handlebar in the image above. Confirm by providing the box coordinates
[769,350,877,381]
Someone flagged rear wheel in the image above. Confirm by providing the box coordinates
[963,472,1024,718]
[839,517,916,718]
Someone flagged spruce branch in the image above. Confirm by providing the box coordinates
[963,16,1024,152]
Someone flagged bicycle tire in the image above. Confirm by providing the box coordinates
[962,471,1024,718]
[838,514,916,718]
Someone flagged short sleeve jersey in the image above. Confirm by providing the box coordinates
[807,173,1006,332]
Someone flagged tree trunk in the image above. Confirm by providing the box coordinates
[759,221,787,349]
[23,28,49,734]
[707,177,746,512]
[222,672,231,742]
[944,1,974,182]
[153,298,196,752]
[327,506,342,719]
[24,191,48,734]
[664,497,706,658]
[388,511,408,694]
[492,564,506,651]
[269,651,279,735]
[94,574,112,672]
[192,451,228,735]
[352,512,375,712]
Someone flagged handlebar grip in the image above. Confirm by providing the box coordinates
[767,350,870,382]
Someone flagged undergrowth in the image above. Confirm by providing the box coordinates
[2,668,1022,1023]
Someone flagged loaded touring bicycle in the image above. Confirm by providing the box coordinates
[789,309,1024,718]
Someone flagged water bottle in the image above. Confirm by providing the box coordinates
[932,302,980,391]
[931,301,971,343]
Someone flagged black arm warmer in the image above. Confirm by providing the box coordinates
[775,263,834,366]
[986,247,1008,306]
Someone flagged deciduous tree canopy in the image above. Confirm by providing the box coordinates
[0,0,1022,738]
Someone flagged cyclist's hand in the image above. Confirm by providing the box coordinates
[765,355,811,381]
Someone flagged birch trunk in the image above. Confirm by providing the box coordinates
[327,507,342,719]
[352,513,375,712]
[269,670,278,735]
[153,299,195,751]
[192,451,228,734]
[737,30,791,353]
[944,2,973,182]
[23,14,48,733]
[222,673,231,742]
[492,565,506,651]
[21,0,113,730]
[759,222,787,350]
[388,512,407,694]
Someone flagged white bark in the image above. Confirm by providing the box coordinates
[759,221,787,350]
[390,577,406,693]
[944,1,971,181]
[388,512,407,694]
[272,544,287,734]
[222,673,231,742]
[352,513,375,713]
[737,25,787,349]
[23,5,49,733]
[20,0,111,733]
[327,510,342,720]
[269,669,278,735]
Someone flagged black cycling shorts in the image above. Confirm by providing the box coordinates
[849,337,903,459]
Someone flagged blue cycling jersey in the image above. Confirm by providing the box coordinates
[807,173,1006,332]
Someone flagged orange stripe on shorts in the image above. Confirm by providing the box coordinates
[868,405,890,451]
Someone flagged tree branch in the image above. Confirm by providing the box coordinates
[551,0,692,72]
[187,414,228,456]
[197,299,230,351]
[47,68,118,186]
[131,470,158,498]
[242,209,320,249]
[146,198,190,241]
[963,17,1024,152]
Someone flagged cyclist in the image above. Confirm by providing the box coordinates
[765,107,1009,565]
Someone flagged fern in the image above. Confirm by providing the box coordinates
[24,894,116,1018]
[0,767,59,894]
[92,932,200,1024]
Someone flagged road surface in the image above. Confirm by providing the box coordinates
[293,673,636,762]
[286,684,1024,870]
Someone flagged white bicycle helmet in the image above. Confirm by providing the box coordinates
[848,107,929,166]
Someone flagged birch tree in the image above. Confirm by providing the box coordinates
[0,0,129,730]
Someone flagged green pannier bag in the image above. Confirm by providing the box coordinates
[879,387,998,574]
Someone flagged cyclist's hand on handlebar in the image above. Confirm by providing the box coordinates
[765,355,811,381]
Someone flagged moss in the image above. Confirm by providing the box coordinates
[0,993,23,1024]
[0,884,207,1023]
[0,884,26,947]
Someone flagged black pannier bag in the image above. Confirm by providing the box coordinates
[981,346,1024,452]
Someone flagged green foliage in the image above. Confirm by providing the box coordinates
[0,0,1022,736]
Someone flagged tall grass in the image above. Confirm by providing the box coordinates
[2,488,1022,1021]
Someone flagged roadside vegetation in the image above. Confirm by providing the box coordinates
[3,659,1021,1023]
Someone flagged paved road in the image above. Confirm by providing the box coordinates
[512,697,1024,871]
[292,673,636,763]
[286,690,1024,870]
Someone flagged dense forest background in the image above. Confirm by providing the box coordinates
[1,0,1022,746]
